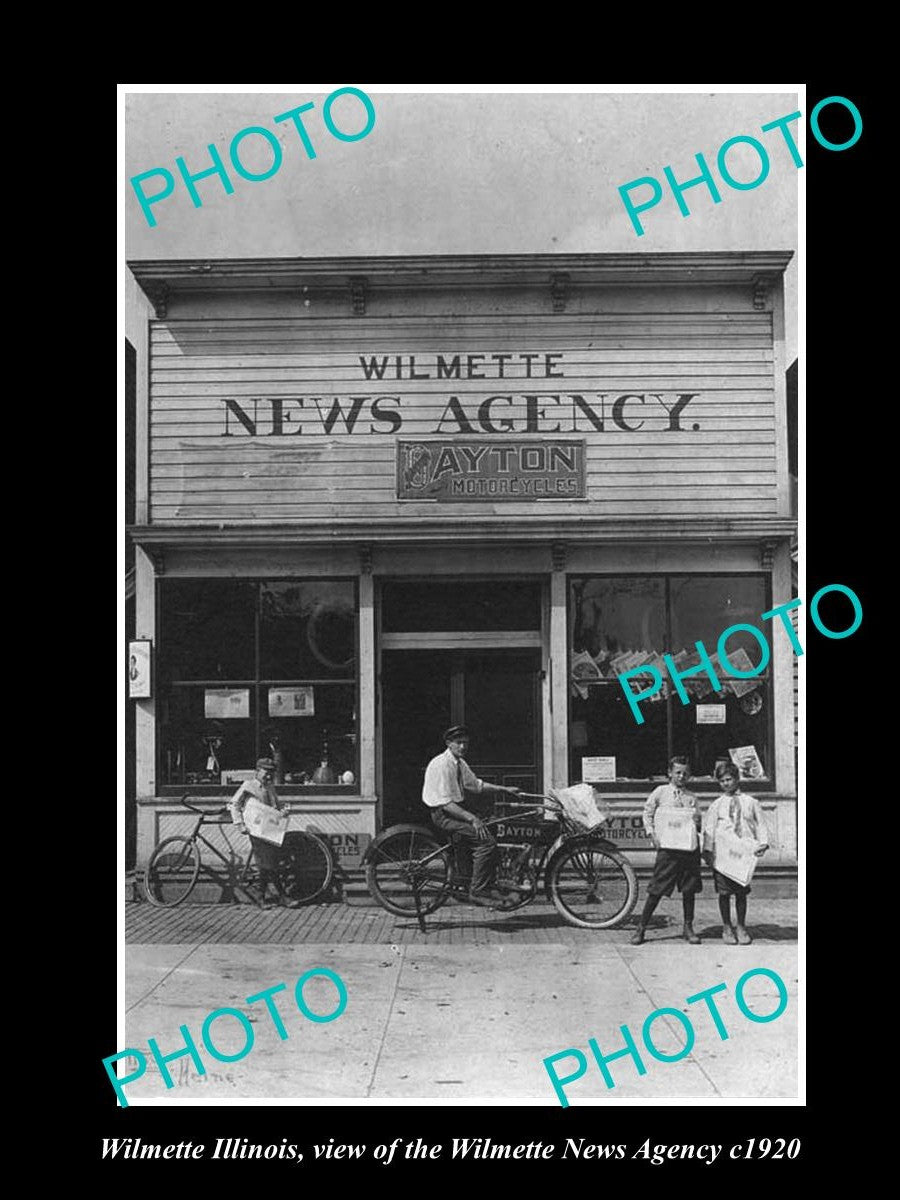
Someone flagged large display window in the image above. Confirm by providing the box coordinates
[569,574,772,787]
[158,580,358,791]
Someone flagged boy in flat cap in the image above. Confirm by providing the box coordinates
[422,725,523,907]
[230,757,300,909]
[630,756,703,945]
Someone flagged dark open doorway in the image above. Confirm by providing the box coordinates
[380,648,542,826]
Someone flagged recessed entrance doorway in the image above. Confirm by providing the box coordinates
[378,580,544,827]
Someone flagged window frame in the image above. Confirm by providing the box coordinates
[155,576,360,796]
[567,571,776,792]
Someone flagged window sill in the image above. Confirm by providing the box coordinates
[573,780,776,794]
[148,787,364,802]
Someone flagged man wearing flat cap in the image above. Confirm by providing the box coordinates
[229,757,300,909]
[422,725,523,906]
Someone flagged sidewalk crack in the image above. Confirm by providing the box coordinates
[126,944,203,1013]
[614,946,723,1098]
[364,947,405,1098]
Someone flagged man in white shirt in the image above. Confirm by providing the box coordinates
[422,724,523,906]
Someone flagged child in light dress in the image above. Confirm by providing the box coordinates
[702,762,769,944]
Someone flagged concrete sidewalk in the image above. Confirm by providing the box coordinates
[121,898,799,1104]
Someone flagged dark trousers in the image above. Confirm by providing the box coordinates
[249,835,283,894]
[431,807,498,894]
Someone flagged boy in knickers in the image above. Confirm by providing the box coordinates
[630,756,703,945]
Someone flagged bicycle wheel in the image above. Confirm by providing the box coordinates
[547,839,638,929]
[144,836,201,907]
[277,831,334,904]
[365,825,451,917]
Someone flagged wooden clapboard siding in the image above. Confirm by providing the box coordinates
[149,313,779,524]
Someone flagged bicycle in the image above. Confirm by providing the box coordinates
[364,793,638,931]
[144,795,335,908]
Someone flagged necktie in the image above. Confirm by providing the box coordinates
[457,761,464,798]
[730,795,742,837]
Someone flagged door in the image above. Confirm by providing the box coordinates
[380,648,541,826]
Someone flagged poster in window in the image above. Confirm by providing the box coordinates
[204,688,250,719]
[128,640,151,699]
[721,646,764,698]
[581,756,616,782]
[268,686,315,717]
[729,744,765,780]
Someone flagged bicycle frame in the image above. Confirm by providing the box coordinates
[178,801,260,902]
[158,797,335,907]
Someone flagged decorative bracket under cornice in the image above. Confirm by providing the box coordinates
[751,274,775,312]
[349,276,368,316]
[759,540,777,570]
[145,283,170,320]
[551,542,567,571]
[359,544,373,575]
[550,273,570,313]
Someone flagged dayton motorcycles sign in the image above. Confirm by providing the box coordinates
[397,439,586,502]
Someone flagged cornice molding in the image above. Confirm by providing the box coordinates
[127,251,794,303]
[128,517,796,550]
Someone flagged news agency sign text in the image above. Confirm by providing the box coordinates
[397,439,586,502]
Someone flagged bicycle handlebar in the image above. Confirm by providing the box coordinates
[180,794,231,818]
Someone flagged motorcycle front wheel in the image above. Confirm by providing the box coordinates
[547,840,638,929]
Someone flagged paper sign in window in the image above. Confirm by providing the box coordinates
[581,756,616,782]
[696,704,726,725]
[268,686,315,717]
[204,688,250,719]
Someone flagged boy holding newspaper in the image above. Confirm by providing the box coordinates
[230,756,299,910]
[702,761,769,944]
[630,756,703,945]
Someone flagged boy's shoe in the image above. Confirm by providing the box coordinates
[468,888,508,908]
[629,927,646,946]
[682,924,701,945]
[722,925,738,945]
[735,926,753,945]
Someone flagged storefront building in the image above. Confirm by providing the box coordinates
[128,252,797,879]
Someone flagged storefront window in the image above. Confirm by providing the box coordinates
[163,581,256,680]
[159,580,358,790]
[260,582,356,679]
[569,575,771,786]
